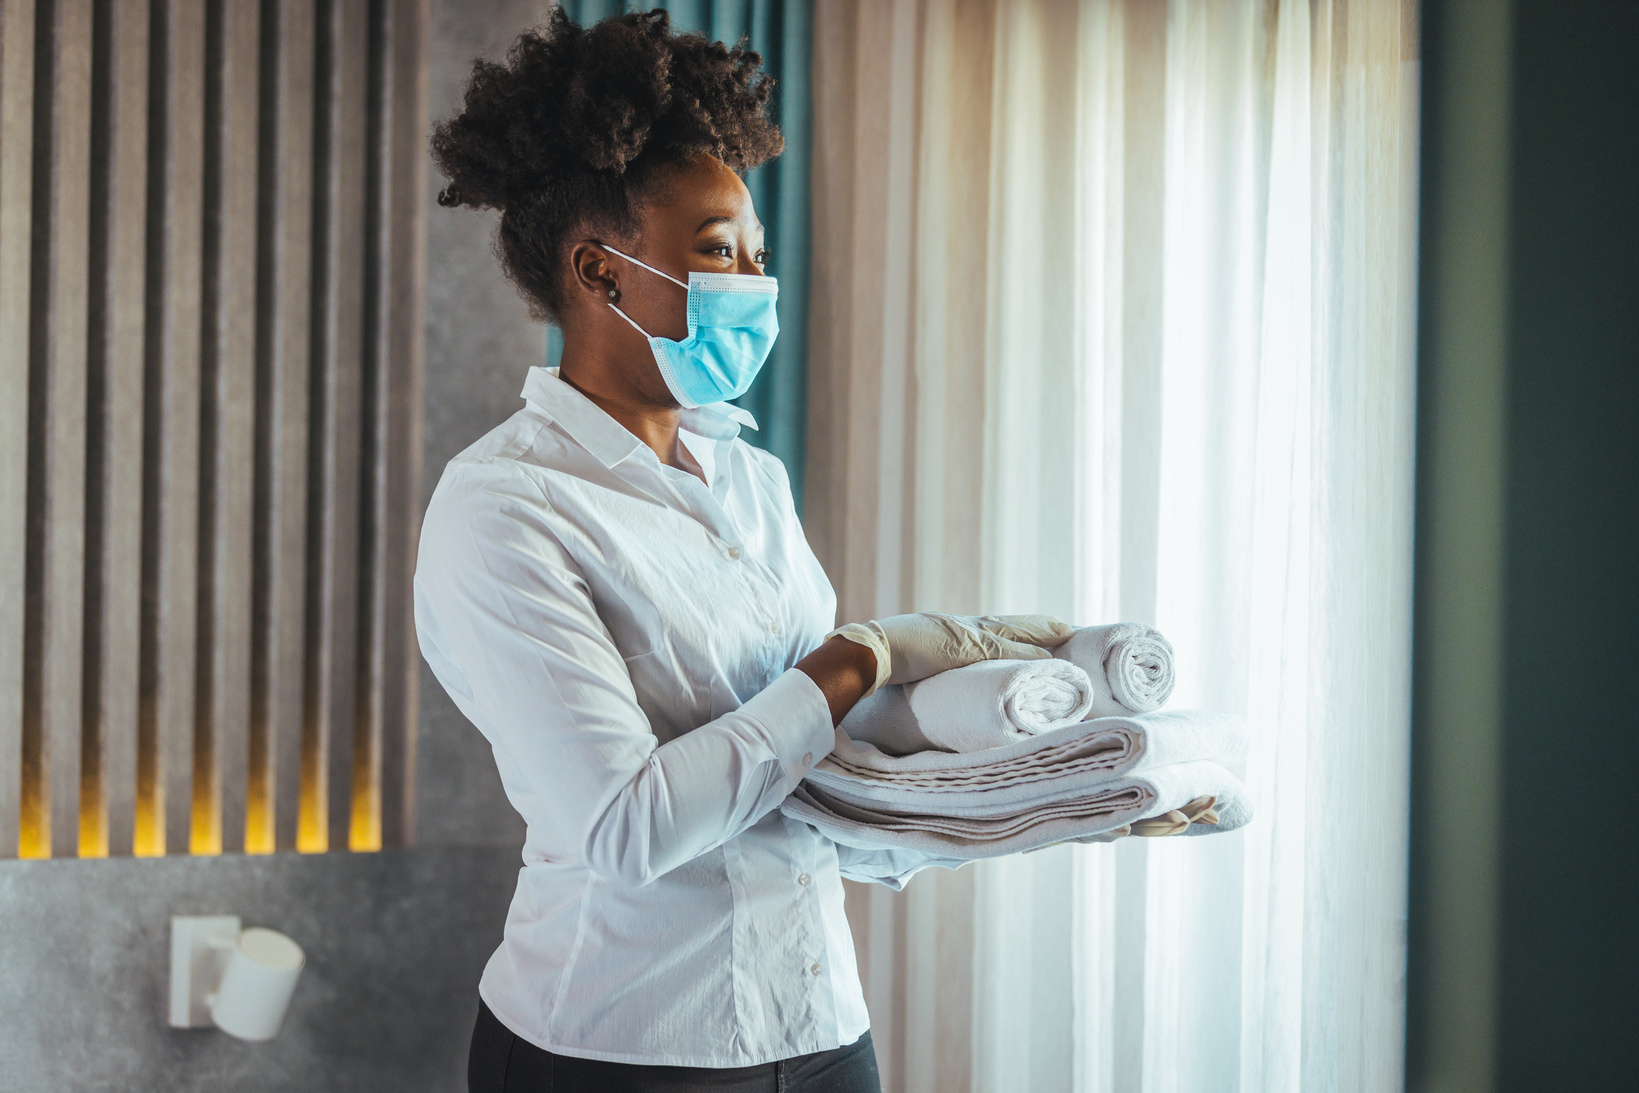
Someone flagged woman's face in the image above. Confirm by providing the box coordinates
[597,154,768,345]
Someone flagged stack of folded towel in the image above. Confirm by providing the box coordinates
[781,623,1252,859]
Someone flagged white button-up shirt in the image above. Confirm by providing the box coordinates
[415,367,937,1067]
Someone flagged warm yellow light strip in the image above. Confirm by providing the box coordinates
[190,814,222,855]
[349,758,381,852]
[132,815,164,857]
[244,813,275,854]
[297,729,327,853]
[245,710,273,854]
[79,750,107,858]
[244,757,274,855]
[190,726,221,856]
[133,738,163,856]
[18,808,49,859]
[79,820,109,858]
[13,719,391,858]
[19,725,47,858]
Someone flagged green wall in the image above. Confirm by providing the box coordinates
[1408,2,1639,1089]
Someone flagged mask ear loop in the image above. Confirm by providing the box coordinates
[607,300,654,337]
[601,244,690,338]
[601,244,690,289]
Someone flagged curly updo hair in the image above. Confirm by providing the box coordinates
[431,8,785,323]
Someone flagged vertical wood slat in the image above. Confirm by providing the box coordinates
[0,0,37,859]
[301,0,367,854]
[194,0,258,856]
[345,0,380,852]
[348,0,382,853]
[26,0,94,859]
[82,0,148,858]
[364,0,427,849]
[255,0,314,855]
[138,0,204,856]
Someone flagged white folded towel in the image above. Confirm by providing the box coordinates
[784,760,1251,858]
[839,658,1096,755]
[818,707,1246,798]
[1053,622,1177,716]
[781,709,1252,858]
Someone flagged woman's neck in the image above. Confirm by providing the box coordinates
[557,344,705,483]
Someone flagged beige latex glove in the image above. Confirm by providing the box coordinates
[1026,795,1221,852]
[827,612,1074,697]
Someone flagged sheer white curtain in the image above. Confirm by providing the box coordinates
[805,1,1419,1091]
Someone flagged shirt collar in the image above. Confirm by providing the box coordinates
[519,366,759,469]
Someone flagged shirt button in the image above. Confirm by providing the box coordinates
[798,873,812,887]
[770,621,781,634]
[727,546,742,559]
[810,963,823,976]
[801,753,813,767]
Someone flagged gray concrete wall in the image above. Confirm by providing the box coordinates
[0,850,517,1092]
[0,5,553,1090]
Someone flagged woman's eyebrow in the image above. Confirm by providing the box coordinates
[694,214,765,235]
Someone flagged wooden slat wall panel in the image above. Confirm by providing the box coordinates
[28,0,94,859]
[301,0,367,854]
[365,0,427,850]
[254,0,314,856]
[82,0,147,858]
[0,0,37,860]
[3,0,425,860]
[140,0,205,856]
[195,0,259,856]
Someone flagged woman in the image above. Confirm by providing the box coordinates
[420,10,1078,1091]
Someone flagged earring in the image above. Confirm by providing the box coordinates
[608,288,619,300]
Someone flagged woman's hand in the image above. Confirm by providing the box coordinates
[798,612,1071,728]
[828,612,1075,695]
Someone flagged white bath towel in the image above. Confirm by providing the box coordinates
[839,658,1096,755]
[1053,622,1177,716]
[781,709,1251,858]
[783,760,1252,859]
[817,707,1246,802]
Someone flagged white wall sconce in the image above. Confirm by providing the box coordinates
[169,915,306,1041]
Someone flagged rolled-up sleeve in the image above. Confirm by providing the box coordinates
[415,461,835,888]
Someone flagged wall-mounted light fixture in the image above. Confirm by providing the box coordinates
[168,915,305,1041]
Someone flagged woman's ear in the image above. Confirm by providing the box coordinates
[569,241,621,303]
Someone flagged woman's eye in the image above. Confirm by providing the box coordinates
[755,250,770,266]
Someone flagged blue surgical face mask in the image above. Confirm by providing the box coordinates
[602,244,779,409]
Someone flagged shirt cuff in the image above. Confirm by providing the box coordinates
[735,668,835,790]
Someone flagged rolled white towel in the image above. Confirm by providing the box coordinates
[839,658,1096,755]
[1053,622,1176,715]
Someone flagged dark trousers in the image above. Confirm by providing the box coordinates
[468,1000,882,1093]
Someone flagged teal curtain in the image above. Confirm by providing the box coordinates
[547,0,813,511]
